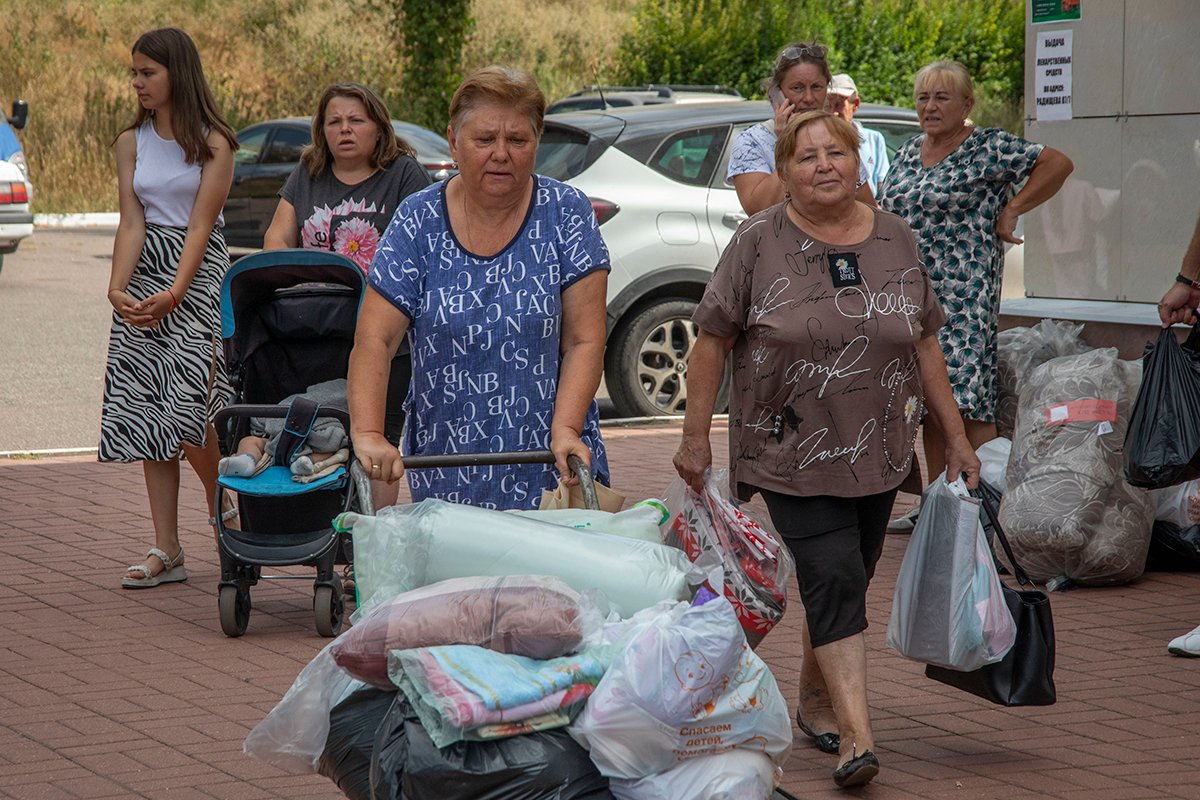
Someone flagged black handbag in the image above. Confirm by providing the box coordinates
[924,483,1057,706]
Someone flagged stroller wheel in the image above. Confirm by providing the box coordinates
[219,584,252,637]
[314,584,344,638]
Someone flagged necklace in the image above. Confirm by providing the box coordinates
[459,186,523,256]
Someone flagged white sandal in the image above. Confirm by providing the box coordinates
[122,547,187,589]
[208,505,239,526]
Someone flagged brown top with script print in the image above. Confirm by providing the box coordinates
[694,204,945,500]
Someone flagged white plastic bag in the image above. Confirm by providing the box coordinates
[886,474,1017,671]
[610,749,779,800]
[243,645,362,773]
[1150,478,1200,527]
[568,588,792,779]
[977,437,1012,490]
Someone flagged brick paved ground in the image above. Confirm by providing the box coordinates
[2,420,1199,799]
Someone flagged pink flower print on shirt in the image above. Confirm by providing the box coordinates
[301,197,384,273]
[333,216,381,272]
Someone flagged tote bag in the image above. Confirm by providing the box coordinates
[924,482,1057,706]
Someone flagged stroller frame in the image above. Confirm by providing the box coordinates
[213,249,372,637]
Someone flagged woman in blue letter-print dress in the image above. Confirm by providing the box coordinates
[347,66,610,510]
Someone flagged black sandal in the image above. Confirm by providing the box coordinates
[832,748,879,788]
[795,710,840,755]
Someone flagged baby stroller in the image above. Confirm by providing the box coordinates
[212,249,374,638]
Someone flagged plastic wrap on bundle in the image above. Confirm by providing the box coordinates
[243,645,363,773]
[999,348,1152,585]
[995,320,1090,439]
[341,499,695,618]
[331,574,599,688]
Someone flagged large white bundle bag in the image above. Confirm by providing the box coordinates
[341,499,694,617]
[1000,348,1152,585]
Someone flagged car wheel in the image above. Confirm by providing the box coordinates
[605,299,730,418]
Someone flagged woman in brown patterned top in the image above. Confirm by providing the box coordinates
[674,111,980,789]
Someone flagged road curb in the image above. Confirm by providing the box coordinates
[34,212,119,227]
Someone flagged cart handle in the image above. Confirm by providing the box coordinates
[399,450,599,511]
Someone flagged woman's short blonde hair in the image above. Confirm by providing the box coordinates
[913,60,975,103]
[775,111,861,175]
[449,66,546,137]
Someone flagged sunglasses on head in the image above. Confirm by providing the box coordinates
[780,44,828,62]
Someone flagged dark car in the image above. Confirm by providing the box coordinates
[223,118,456,249]
[534,100,920,417]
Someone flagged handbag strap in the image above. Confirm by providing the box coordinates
[970,481,1035,588]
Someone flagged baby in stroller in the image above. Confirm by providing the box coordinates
[219,378,350,482]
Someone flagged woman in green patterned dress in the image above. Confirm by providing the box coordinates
[879,61,1072,528]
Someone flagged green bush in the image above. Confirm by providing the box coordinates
[616,0,1025,131]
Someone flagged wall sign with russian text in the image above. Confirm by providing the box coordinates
[1035,29,1073,122]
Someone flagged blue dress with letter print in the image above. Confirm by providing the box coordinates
[369,176,611,509]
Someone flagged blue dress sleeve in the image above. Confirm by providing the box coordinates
[556,183,611,290]
[368,189,436,321]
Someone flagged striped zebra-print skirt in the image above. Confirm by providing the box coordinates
[98,224,233,462]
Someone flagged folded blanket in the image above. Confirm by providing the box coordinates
[399,645,611,711]
[389,643,615,747]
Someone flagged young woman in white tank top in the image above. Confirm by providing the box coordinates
[100,28,238,589]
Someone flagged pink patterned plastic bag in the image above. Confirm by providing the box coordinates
[662,470,795,647]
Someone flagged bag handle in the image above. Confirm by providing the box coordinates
[970,481,1035,588]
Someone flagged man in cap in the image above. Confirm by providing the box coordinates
[828,73,890,198]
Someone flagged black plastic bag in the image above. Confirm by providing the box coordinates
[1125,324,1200,489]
[370,691,613,800]
[319,686,397,800]
[1144,520,1200,571]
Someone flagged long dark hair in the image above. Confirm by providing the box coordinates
[120,28,237,164]
[302,83,414,179]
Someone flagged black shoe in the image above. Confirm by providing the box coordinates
[832,749,879,788]
[795,710,840,754]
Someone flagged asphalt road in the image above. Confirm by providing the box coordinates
[0,228,114,452]
[0,228,617,453]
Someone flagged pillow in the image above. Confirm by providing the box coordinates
[330,575,584,687]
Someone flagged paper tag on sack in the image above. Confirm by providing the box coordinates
[1044,399,1117,426]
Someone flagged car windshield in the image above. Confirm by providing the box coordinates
[392,122,451,159]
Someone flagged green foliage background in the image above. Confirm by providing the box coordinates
[616,0,1024,130]
[0,0,1024,212]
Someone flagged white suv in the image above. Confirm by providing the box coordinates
[537,100,919,417]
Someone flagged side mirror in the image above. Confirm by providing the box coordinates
[8,100,28,130]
